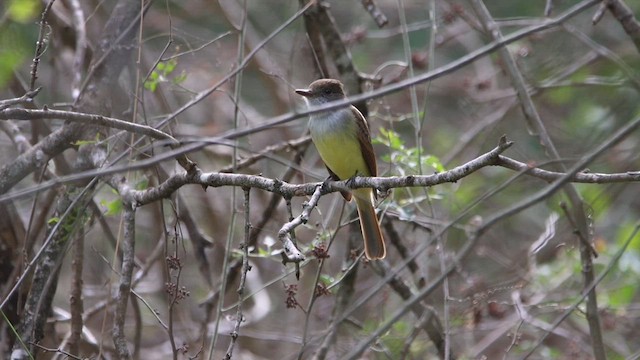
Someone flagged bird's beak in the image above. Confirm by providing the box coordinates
[295,88,312,97]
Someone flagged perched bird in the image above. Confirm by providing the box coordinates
[296,79,386,259]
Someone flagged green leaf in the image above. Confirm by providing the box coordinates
[374,128,404,150]
[72,139,96,146]
[144,59,181,92]
[8,0,40,23]
[616,221,640,251]
[319,274,334,286]
[102,199,123,216]
[422,154,445,173]
[135,178,149,190]
[0,25,31,87]
[164,59,177,73]
[257,247,269,256]
[608,284,635,307]
[576,184,611,221]
[144,80,158,92]
[173,71,187,85]
[545,86,573,105]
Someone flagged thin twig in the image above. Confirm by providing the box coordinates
[544,0,554,16]
[562,23,640,90]
[224,188,252,359]
[219,137,312,173]
[129,285,142,359]
[361,0,389,28]
[559,202,598,258]
[130,290,168,330]
[284,196,302,279]
[29,0,55,91]
[30,343,82,360]
[602,0,640,52]
[0,88,41,111]
[65,0,87,100]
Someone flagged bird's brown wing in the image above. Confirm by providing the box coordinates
[351,106,377,177]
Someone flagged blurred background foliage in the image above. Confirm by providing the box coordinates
[1,0,640,359]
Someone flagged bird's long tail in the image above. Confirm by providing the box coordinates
[353,189,386,259]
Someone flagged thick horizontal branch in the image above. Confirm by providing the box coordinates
[122,136,513,206]
[3,135,640,205]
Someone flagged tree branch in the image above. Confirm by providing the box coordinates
[111,200,136,360]
[0,108,179,144]
[602,0,640,53]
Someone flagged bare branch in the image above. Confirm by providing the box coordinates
[496,156,640,183]
[68,226,84,355]
[0,108,179,143]
[278,185,324,262]
[361,0,389,28]
[29,0,55,91]
[6,134,640,208]
[224,188,252,360]
[603,0,640,53]
[112,201,136,360]
[0,88,41,111]
[58,0,88,101]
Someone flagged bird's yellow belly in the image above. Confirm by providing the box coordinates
[313,131,370,180]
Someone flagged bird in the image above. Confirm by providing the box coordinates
[296,79,386,259]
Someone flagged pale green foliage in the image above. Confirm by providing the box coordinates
[144,59,187,92]
[374,128,446,176]
[7,0,39,23]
